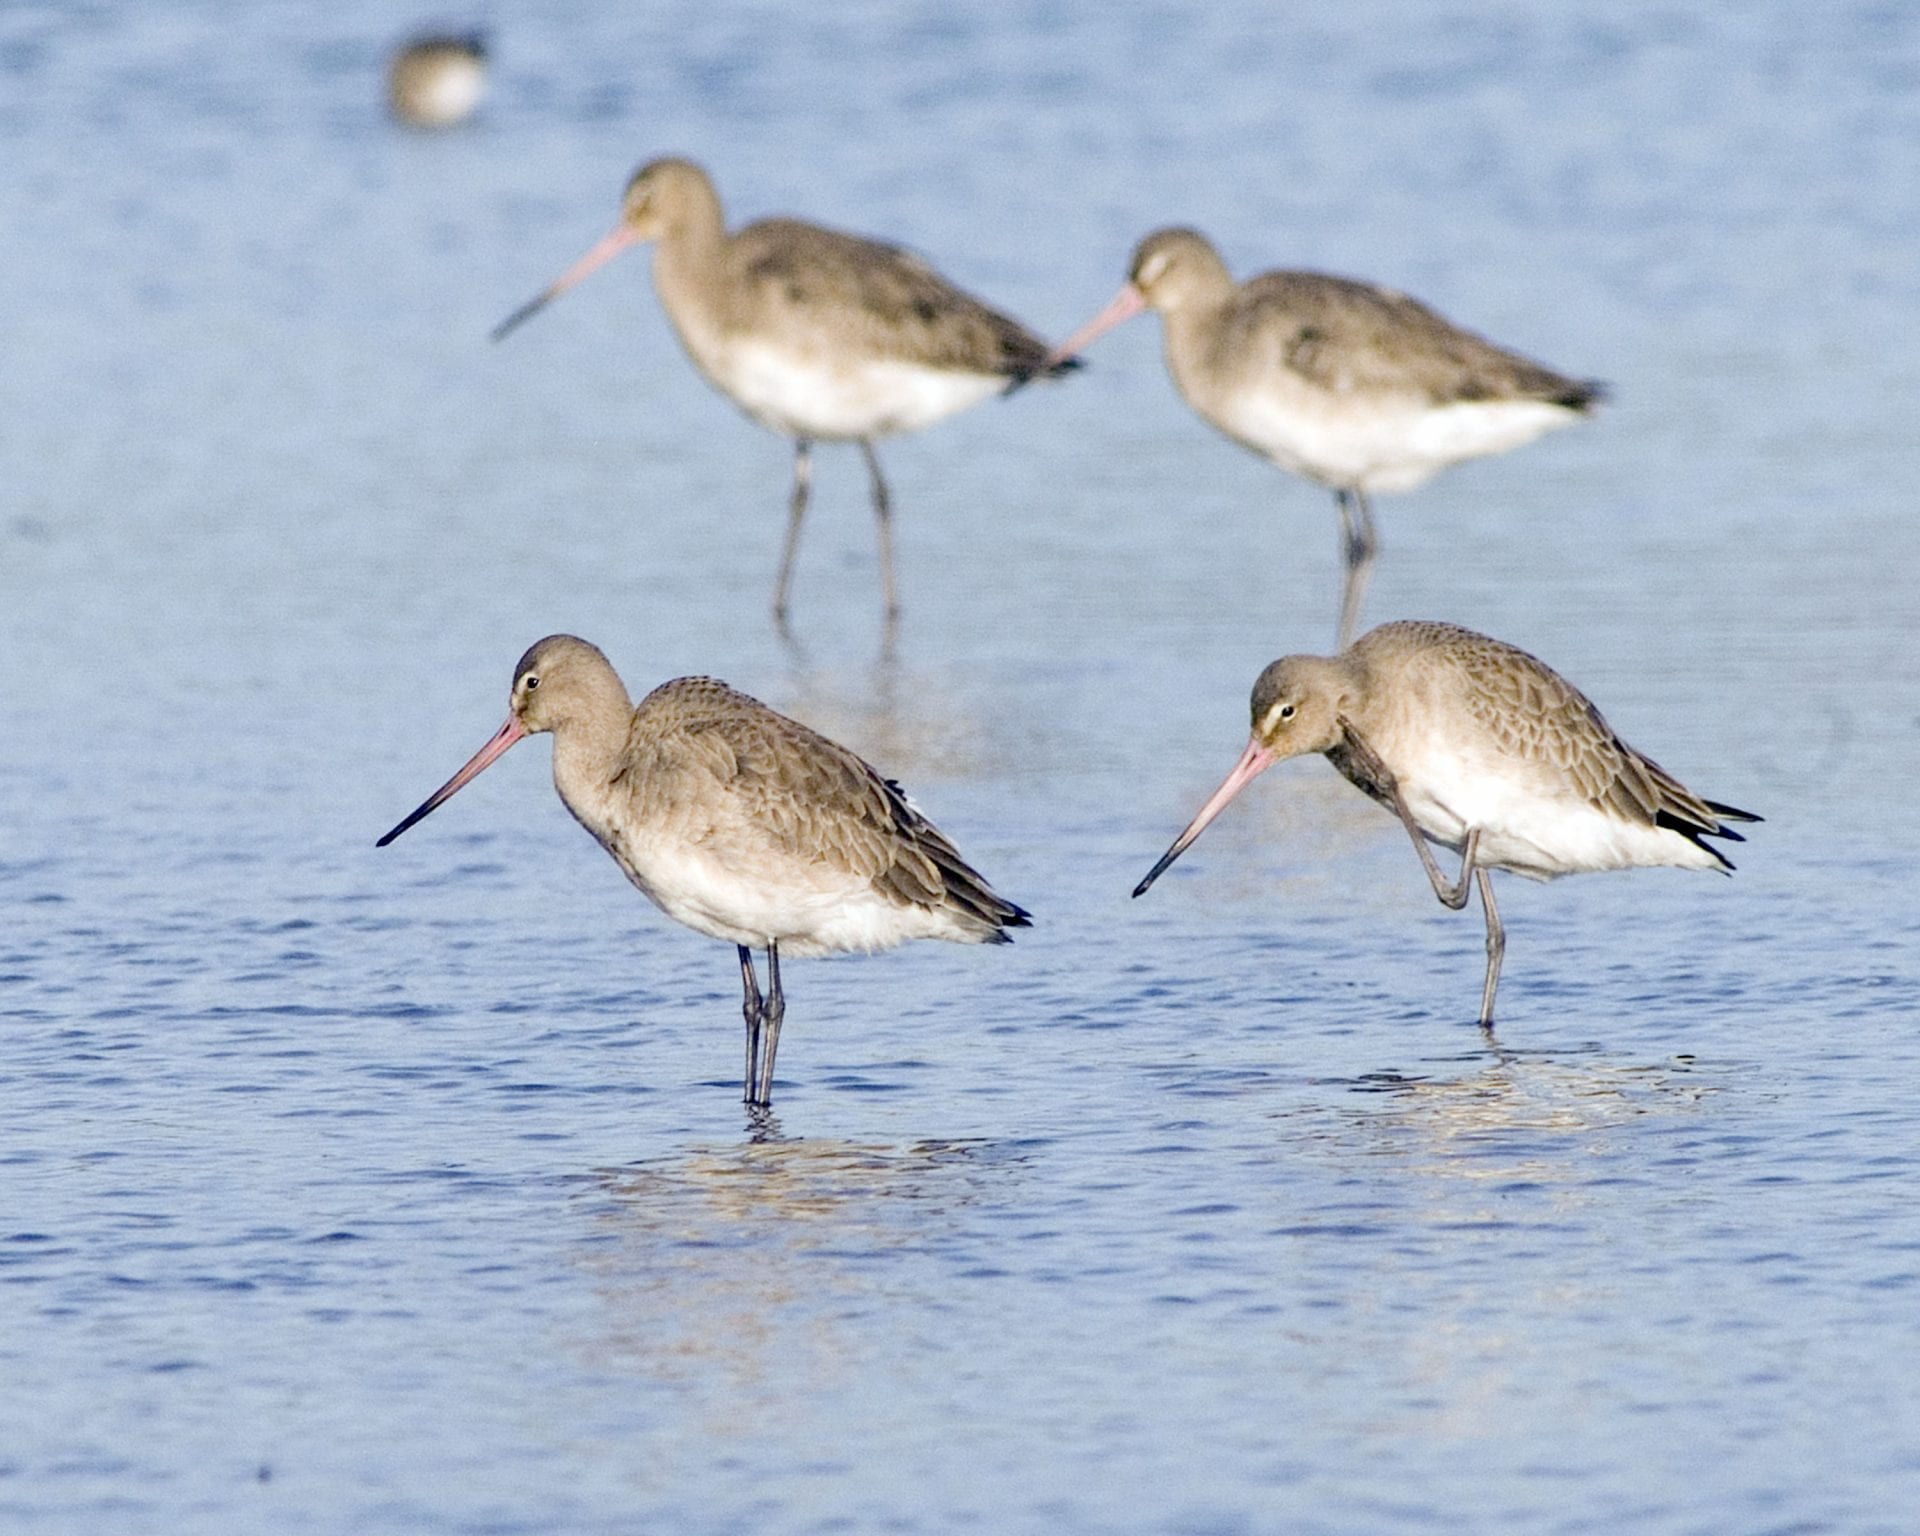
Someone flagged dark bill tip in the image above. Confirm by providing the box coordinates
[1131,851,1178,899]
[490,291,552,342]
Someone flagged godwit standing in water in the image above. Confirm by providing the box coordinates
[1047,230,1603,647]
[492,158,1079,626]
[386,33,488,129]
[1133,621,1757,1025]
[377,635,1029,1106]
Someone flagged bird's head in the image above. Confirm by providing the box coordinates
[1127,227,1233,313]
[1247,655,1347,760]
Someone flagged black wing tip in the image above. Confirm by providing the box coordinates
[404,29,489,56]
[1688,832,1739,873]
[1565,377,1610,412]
[1001,355,1083,395]
[986,901,1034,940]
[1657,803,1759,873]
[1703,800,1763,866]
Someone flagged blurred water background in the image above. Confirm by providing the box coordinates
[3,2,1918,1531]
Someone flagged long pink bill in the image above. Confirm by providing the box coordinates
[1131,737,1276,898]
[377,716,527,846]
[1039,282,1148,372]
[490,224,643,342]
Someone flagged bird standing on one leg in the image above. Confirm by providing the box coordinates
[378,635,1030,1106]
[1047,230,1603,648]
[492,158,1080,630]
[1133,621,1758,1025]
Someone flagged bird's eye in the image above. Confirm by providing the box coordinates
[1279,704,1295,720]
[524,675,541,691]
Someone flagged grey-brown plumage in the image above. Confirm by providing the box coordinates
[613,671,1030,942]
[1219,269,1599,410]
[1134,620,1757,1027]
[1049,227,1603,647]
[386,33,488,129]
[378,635,1029,1106]
[714,219,1071,383]
[491,159,1078,624]
[1285,623,1752,867]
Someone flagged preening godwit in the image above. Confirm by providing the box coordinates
[1133,621,1756,1025]
[492,159,1079,626]
[378,636,1029,1106]
[1049,230,1602,647]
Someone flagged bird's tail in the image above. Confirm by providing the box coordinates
[1002,355,1085,396]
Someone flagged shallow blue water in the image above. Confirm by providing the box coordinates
[3,2,1919,1531]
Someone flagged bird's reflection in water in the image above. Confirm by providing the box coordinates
[1265,1044,1733,1444]
[771,657,1045,789]
[1329,1038,1723,1194]
[571,1127,1020,1395]
[773,615,1130,790]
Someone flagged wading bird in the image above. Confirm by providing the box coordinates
[493,159,1079,627]
[1133,621,1756,1025]
[386,33,487,129]
[378,635,1030,1105]
[1048,230,1602,647]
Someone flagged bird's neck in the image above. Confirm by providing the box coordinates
[548,697,634,835]
[650,193,730,326]
[1161,296,1236,381]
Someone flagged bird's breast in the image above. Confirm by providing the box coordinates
[1385,740,1715,880]
[700,338,1003,440]
[1181,347,1581,492]
[604,823,964,955]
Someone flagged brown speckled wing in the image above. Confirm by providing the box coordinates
[1441,629,1745,850]
[730,219,1056,378]
[1223,272,1598,409]
[630,678,1027,934]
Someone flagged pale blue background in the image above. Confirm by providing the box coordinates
[3,3,1917,1532]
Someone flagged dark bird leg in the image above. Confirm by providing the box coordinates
[1334,488,1378,651]
[1402,819,1479,912]
[737,945,764,1103]
[1474,866,1505,1028]
[1336,720,1504,1026]
[860,439,901,624]
[774,438,814,626]
[1384,790,1498,1024]
[753,940,786,1109]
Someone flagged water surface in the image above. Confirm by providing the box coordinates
[3,2,1918,1531]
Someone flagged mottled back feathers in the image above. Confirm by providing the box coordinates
[1215,272,1603,410]
[1354,622,1758,864]
[623,677,1030,937]
[721,218,1070,381]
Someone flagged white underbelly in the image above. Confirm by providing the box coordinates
[397,58,485,127]
[707,342,1004,441]
[1396,749,1719,880]
[610,834,979,956]
[1212,391,1578,494]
